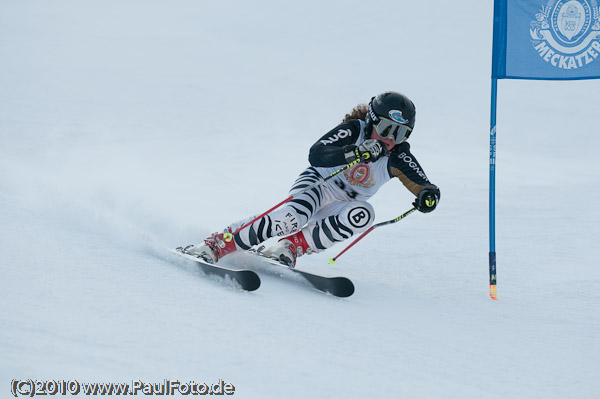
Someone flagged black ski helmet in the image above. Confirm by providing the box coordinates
[365,91,416,143]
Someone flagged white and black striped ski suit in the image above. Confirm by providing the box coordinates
[230,166,375,252]
[229,119,437,253]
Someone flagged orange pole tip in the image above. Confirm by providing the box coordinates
[489,284,498,300]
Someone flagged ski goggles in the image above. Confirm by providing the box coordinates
[373,118,413,144]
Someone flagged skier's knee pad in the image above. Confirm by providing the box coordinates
[270,206,303,237]
[339,202,375,233]
[227,207,303,247]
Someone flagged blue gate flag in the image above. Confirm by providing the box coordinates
[489,0,600,300]
[492,0,600,80]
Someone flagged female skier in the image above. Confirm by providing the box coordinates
[182,91,440,267]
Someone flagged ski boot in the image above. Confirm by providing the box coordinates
[258,231,311,268]
[182,229,237,264]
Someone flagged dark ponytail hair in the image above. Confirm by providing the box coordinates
[342,103,368,123]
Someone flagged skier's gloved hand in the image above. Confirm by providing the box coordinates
[344,139,388,164]
[413,184,440,213]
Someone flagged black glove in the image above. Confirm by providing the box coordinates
[344,139,388,164]
[413,184,440,213]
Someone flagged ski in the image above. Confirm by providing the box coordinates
[170,248,261,292]
[248,250,355,297]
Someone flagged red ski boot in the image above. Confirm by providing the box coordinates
[183,229,238,263]
[259,231,311,268]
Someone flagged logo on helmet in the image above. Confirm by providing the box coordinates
[368,103,380,124]
[388,110,409,124]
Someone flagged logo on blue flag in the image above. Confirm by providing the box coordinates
[529,0,600,70]
[492,0,600,79]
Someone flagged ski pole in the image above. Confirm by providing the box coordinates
[230,159,362,236]
[328,207,417,265]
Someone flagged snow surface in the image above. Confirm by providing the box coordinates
[1,1,599,398]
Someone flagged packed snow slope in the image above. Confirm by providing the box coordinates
[1,1,598,398]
